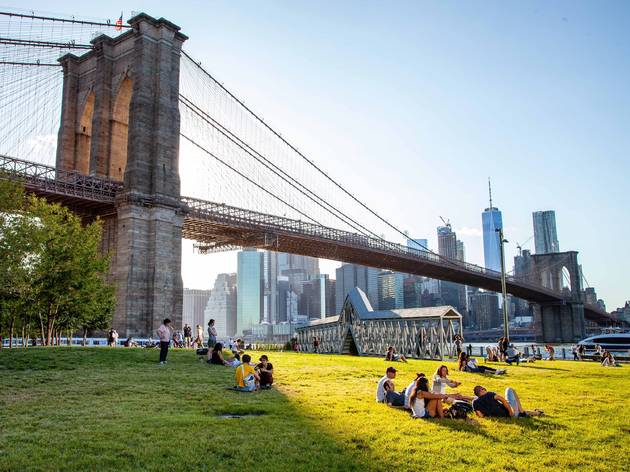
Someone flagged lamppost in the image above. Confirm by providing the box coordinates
[496,228,510,341]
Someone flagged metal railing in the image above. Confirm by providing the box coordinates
[0,154,122,202]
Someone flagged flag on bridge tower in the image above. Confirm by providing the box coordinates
[115,13,123,31]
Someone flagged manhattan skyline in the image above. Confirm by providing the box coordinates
[5,0,629,308]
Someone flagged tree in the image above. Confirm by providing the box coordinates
[28,198,114,346]
[0,177,115,347]
[0,177,35,348]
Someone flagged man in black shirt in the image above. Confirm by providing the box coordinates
[472,386,543,418]
[256,355,274,389]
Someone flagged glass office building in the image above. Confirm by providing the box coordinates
[482,206,503,272]
[533,210,559,254]
[236,249,263,336]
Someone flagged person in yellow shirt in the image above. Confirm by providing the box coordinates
[235,354,259,391]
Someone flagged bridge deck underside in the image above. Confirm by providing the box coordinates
[0,153,613,326]
[183,216,558,301]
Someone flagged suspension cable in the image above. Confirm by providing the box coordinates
[180,50,434,255]
[179,94,383,240]
[180,132,324,227]
[0,11,132,28]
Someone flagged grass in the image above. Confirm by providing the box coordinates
[1,348,629,472]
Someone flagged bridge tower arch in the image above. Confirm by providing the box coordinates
[55,14,188,336]
[529,251,585,343]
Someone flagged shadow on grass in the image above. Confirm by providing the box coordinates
[484,416,568,433]
[0,347,371,471]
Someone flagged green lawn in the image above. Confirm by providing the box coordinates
[0,348,628,471]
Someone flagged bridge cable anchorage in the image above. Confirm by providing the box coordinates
[180,132,325,227]
[180,50,435,255]
[179,95,385,240]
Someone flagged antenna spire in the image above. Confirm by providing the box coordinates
[488,177,493,209]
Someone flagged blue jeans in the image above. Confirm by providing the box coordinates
[505,387,519,417]
[385,390,405,406]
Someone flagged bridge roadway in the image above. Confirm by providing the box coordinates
[0,154,613,324]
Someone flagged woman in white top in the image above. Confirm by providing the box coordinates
[408,374,461,419]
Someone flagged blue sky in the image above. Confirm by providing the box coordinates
[5,1,629,308]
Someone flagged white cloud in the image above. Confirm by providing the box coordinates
[457,227,483,237]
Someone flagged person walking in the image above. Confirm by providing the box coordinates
[207,319,217,348]
[157,319,173,365]
[194,324,204,348]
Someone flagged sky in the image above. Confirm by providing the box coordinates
[4,1,629,309]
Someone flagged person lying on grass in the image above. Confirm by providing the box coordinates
[458,352,506,375]
[385,346,408,363]
[376,366,406,406]
[472,385,543,418]
[235,354,259,392]
[408,374,463,419]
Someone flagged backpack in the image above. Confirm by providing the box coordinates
[240,365,256,389]
[196,348,208,356]
[446,401,473,420]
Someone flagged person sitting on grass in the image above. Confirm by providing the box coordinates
[432,365,472,403]
[376,366,405,406]
[458,353,506,375]
[208,342,229,366]
[505,344,521,366]
[601,350,619,367]
[256,355,274,389]
[472,385,543,418]
[485,345,499,362]
[385,346,408,363]
[235,354,259,392]
[405,373,424,408]
[408,374,462,419]
[123,336,138,348]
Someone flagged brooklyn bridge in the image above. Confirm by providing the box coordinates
[0,11,616,342]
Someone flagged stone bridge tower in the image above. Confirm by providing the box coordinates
[527,251,585,342]
[55,14,187,336]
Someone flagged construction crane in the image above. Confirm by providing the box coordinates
[515,235,534,255]
[439,216,451,229]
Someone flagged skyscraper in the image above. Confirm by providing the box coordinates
[407,238,429,252]
[377,271,405,309]
[262,251,278,324]
[204,273,237,338]
[277,253,320,295]
[437,225,457,259]
[183,288,211,329]
[482,180,503,272]
[335,263,379,312]
[456,240,465,262]
[532,210,559,254]
[236,249,263,335]
[470,291,500,330]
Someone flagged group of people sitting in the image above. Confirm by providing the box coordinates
[376,365,543,420]
[206,342,274,392]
